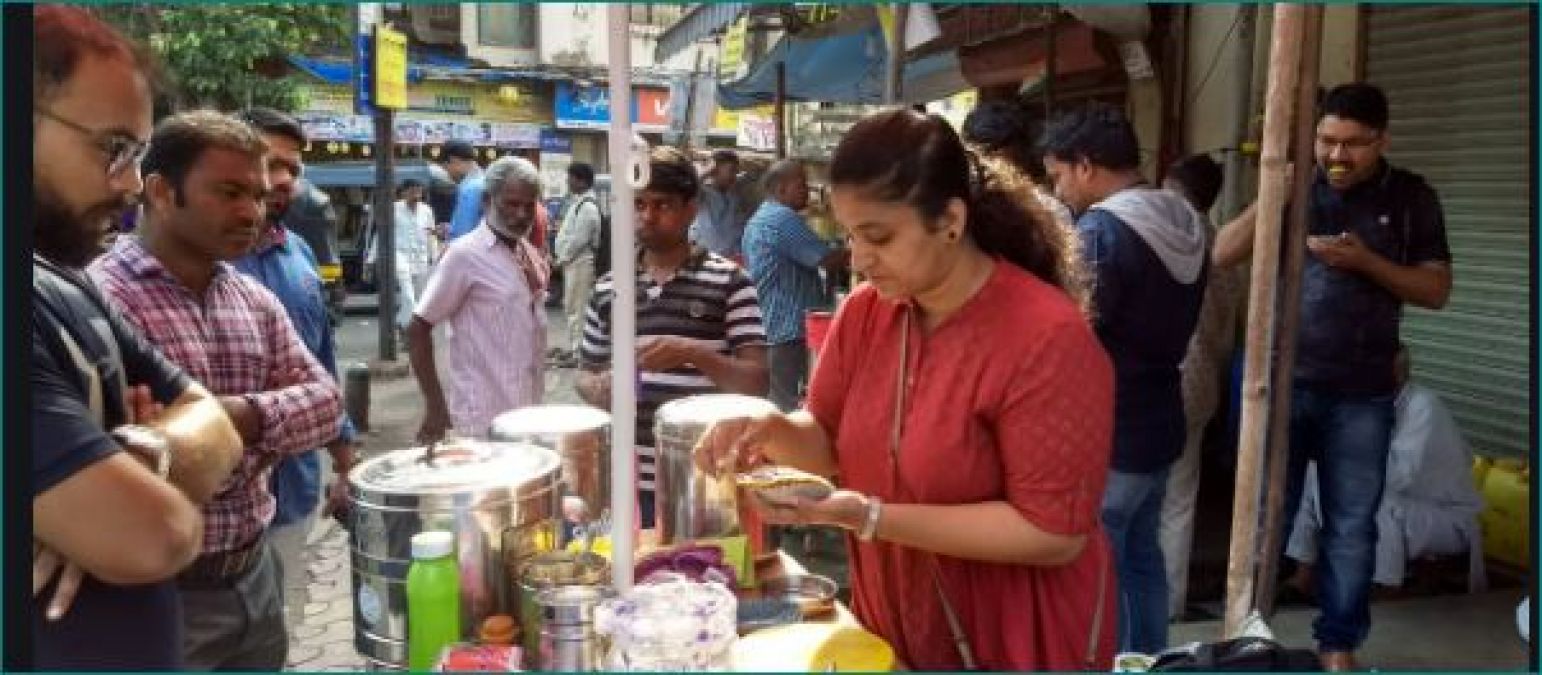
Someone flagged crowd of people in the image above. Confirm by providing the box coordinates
[32,5,1484,672]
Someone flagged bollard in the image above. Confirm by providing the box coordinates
[345,363,371,432]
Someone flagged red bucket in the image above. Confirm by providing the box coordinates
[805,311,835,360]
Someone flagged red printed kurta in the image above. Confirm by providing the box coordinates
[806,260,1117,671]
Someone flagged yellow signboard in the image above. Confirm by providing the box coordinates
[373,25,408,110]
[713,107,740,134]
[720,18,747,77]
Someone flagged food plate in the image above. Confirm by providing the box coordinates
[758,573,838,619]
[737,466,835,507]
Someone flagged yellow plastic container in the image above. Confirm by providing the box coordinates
[1477,459,1530,569]
[319,263,343,284]
[1472,457,1494,491]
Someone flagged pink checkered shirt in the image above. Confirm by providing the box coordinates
[88,237,343,555]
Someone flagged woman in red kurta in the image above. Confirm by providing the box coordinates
[698,110,1117,670]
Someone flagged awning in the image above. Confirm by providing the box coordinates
[654,2,754,63]
[715,20,969,108]
[285,55,608,86]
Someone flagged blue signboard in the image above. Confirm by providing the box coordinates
[353,28,375,115]
[554,81,641,131]
[540,129,573,154]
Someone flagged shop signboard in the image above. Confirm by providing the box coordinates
[737,114,777,152]
[635,88,671,133]
[373,24,408,110]
[554,82,615,130]
[492,123,543,149]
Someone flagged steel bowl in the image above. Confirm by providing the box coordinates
[758,573,838,618]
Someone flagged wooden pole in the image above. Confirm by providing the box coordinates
[774,62,787,158]
[1222,2,1307,639]
[1256,3,1323,618]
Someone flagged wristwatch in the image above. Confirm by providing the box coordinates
[111,424,171,478]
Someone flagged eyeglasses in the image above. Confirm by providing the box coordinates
[1316,134,1381,153]
[35,107,149,177]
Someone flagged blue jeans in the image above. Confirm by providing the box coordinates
[1283,386,1395,652]
[1103,467,1171,654]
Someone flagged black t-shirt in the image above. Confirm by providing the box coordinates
[31,257,190,670]
[1296,164,1451,394]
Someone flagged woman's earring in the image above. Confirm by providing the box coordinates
[947,230,959,241]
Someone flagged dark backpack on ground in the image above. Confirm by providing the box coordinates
[1151,637,1321,671]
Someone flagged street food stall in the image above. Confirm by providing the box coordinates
[345,398,895,672]
[340,7,896,672]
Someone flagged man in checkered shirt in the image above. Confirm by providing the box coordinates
[88,111,343,670]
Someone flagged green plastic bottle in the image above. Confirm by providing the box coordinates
[406,531,462,671]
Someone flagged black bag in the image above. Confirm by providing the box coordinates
[1151,637,1321,672]
[575,196,613,278]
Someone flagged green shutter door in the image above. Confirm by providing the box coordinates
[1365,6,1532,459]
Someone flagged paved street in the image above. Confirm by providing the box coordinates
[282,298,581,671]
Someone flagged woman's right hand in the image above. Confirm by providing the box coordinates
[692,412,786,477]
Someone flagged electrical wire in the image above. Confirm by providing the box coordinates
[1187,8,1245,109]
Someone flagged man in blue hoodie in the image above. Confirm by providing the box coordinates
[1041,103,1208,655]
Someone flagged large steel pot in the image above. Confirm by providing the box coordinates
[348,440,561,670]
[489,405,611,548]
[653,394,779,545]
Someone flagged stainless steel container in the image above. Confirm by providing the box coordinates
[489,404,611,548]
[535,585,613,672]
[653,394,779,545]
[348,440,561,670]
[516,551,610,668]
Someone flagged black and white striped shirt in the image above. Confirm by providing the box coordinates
[580,248,766,490]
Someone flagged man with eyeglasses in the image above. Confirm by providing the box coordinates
[30,6,244,669]
[575,146,769,528]
[1214,83,1452,672]
[87,111,344,670]
[408,156,551,442]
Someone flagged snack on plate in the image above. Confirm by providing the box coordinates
[434,643,522,672]
[736,466,835,507]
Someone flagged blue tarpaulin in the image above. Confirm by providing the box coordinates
[715,21,968,109]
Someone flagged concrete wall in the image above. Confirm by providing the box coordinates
[1181,4,1363,216]
[461,3,538,67]
[1183,4,1363,156]
[535,3,713,73]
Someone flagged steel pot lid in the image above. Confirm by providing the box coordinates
[491,404,611,436]
[654,394,777,427]
[349,440,560,506]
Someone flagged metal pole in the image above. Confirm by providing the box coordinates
[883,4,908,104]
[370,27,397,362]
[774,62,787,158]
[605,3,639,594]
[681,49,704,152]
[1256,3,1323,619]
[1223,2,1306,639]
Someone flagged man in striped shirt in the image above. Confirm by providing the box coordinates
[741,160,849,411]
[576,146,768,528]
[88,111,343,670]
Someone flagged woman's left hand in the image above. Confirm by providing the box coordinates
[752,489,870,532]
